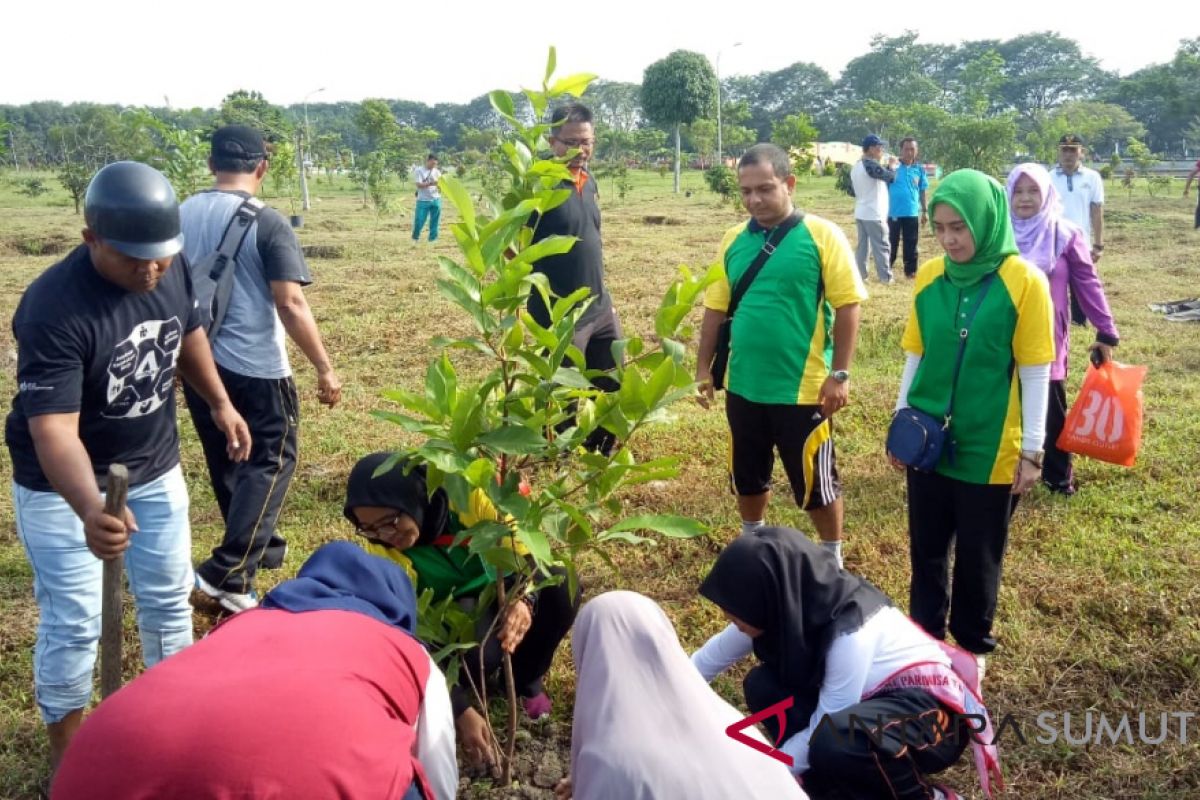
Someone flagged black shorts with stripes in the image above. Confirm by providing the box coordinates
[725,391,841,510]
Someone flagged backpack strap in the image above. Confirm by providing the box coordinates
[208,196,265,284]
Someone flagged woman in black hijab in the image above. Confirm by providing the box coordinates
[345,452,581,769]
[695,528,1002,800]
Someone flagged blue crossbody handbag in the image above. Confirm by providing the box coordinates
[887,273,996,471]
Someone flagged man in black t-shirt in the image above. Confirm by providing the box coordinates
[531,103,621,454]
[6,161,250,772]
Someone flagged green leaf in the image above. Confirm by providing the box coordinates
[548,72,597,99]
[661,337,686,364]
[550,285,593,324]
[479,546,526,576]
[553,500,595,542]
[431,336,496,358]
[517,528,553,566]
[477,425,548,455]
[425,354,457,414]
[489,90,517,122]
[415,445,471,476]
[380,388,442,421]
[436,279,493,333]
[370,409,439,434]
[544,46,557,85]
[448,387,486,451]
[464,521,515,549]
[369,451,405,480]
[437,256,481,298]
[607,515,707,539]
[520,314,560,352]
[463,458,496,489]
[643,355,677,408]
[598,530,654,545]
[522,273,553,319]
[551,367,594,390]
[439,176,476,234]
[515,348,554,379]
[535,187,573,214]
[509,234,578,272]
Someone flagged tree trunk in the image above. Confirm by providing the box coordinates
[673,124,681,194]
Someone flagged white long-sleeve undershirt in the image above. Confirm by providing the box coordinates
[895,353,1051,451]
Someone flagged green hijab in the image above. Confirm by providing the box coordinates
[929,169,1018,287]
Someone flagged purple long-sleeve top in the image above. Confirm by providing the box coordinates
[1048,228,1119,381]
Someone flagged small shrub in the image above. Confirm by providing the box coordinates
[17,178,49,198]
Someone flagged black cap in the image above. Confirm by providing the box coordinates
[84,161,183,260]
[211,125,267,160]
[1058,134,1085,148]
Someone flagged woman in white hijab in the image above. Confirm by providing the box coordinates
[555,591,807,800]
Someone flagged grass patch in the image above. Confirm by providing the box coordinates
[0,170,1197,797]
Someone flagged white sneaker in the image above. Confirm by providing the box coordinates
[195,574,259,614]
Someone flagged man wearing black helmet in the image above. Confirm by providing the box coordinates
[5,161,251,774]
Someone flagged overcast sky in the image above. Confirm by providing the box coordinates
[3,0,1187,109]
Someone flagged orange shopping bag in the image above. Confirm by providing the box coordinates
[1056,360,1147,467]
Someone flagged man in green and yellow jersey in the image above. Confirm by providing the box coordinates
[697,144,867,567]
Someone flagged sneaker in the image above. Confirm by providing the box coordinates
[932,784,963,800]
[521,692,552,720]
[195,574,259,614]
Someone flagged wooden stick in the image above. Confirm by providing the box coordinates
[100,464,129,700]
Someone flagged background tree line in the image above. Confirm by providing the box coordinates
[2,32,1197,198]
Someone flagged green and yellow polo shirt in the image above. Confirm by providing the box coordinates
[704,214,866,405]
[901,255,1054,485]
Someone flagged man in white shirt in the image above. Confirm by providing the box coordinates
[1050,134,1105,325]
[412,153,442,242]
[849,134,896,283]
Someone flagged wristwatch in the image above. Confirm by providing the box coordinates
[831,370,850,383]
[1020,449,1045,469]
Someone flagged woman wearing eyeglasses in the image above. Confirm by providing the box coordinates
[344,451,581,771]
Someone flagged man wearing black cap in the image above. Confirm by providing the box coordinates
[850,134,896,283]
[1051,134,1106,325]
[6,161,251,771]
[180,125,342,613]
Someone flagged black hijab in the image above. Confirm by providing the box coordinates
[698,528,890,715]
[343,452,449,546]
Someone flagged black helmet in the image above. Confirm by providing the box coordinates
[84,161,184,260]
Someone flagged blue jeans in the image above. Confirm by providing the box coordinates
[14,465,195,722]
[413,199,440,241]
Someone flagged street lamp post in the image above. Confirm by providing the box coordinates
[715,42,741,168]
[300,87,325,212]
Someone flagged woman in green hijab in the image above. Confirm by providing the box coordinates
[886,169,1055,679]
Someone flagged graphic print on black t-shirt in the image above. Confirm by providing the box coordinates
[104,317,183,418]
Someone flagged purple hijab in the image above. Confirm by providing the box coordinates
[1006,163,1078,276]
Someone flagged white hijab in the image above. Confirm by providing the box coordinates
[570,591,808,800]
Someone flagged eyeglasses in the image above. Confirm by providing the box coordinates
[556,137,595,148]
[355,513,404,538]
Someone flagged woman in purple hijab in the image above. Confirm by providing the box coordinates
[1007,163,1121,495]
